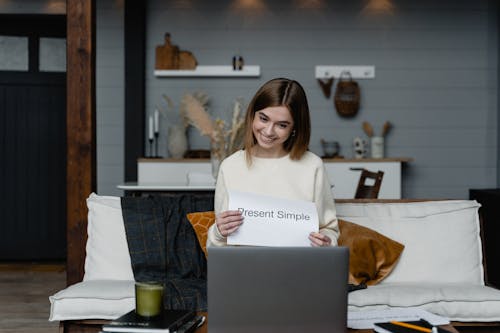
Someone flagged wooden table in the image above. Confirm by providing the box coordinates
[193,313,459,332]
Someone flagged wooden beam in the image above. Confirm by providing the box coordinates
[66,0,96,285]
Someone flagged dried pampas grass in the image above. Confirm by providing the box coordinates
[179,92,245,160]
[180,93,214,137]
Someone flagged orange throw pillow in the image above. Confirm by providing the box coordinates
[338,219,404,286]
[186,211,216,258]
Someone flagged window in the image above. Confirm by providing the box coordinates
[39,37,66,72]
[0,36,29,71]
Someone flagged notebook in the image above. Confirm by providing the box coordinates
[101,309,194,333]
[208,246,349,333]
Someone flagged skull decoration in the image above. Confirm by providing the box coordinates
[353,137,367,159]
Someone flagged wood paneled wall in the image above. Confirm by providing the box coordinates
[142,0,498,199]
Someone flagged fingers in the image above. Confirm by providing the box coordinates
[309,232,331,247]
[216,210,243,237]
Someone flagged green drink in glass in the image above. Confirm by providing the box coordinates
[135,281,164,318]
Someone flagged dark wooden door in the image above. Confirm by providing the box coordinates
[0,15,66,260]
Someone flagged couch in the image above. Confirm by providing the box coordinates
[49,194,500,332]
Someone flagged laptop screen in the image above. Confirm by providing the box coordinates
[208,246,349,333]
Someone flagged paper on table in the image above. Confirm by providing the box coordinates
[227,190,318,247]
[348,308,450,329]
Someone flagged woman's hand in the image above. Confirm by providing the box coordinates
[309,232,332,247]
[216,210,243,237]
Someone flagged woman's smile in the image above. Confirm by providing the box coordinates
[252,106,294,157]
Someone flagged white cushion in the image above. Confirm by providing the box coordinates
[348,283,500,322]
[336,200,484,285]
[84,193,134,281]
[49,280,135,321]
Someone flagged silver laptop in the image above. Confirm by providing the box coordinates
[208,246,349,333]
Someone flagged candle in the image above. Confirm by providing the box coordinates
[148,116,154,140]
[154,109,159,133]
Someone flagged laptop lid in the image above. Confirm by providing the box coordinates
[208,246,349,333]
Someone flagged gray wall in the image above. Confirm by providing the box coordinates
[145,0,498,199]
[2,0,498,199]
[96,0,124,196]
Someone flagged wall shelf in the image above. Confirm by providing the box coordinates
[155,65,261,77]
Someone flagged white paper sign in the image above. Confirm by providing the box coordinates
[227,190,318,247]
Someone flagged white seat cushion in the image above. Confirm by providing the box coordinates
[348,283,500,322]
[49,280,135,321]
[336,200,484,285]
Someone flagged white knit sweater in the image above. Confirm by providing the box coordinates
[207,150,339,247]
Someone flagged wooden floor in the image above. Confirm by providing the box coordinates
[0,263,66,333]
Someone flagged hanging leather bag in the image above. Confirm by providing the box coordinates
[334,71,360,117]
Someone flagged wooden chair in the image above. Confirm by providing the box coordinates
[352,168,384,199]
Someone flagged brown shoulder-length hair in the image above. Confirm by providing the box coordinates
[244,78,311,164]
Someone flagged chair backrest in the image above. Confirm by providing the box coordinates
[354,168,384,199]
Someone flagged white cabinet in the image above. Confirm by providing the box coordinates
[125,158,412,199]
[323,159,408,199]
[137,159,212,185]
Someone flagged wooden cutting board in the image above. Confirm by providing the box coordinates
[155,33,197,70]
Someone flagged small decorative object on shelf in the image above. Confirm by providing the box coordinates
[232,54,244,70]
[353,136,367,159]
[154,109,160,158]
[362,120,392,159]
[167,124,188,159]
[371,136,384,158]
[321,139,340,158]
[148,115,154,157]
[146,110,162,158]
[155,33,197,70]
[210,141,225,179]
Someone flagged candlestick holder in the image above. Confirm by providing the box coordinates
[148,138,153,157]
[154,132,160,158]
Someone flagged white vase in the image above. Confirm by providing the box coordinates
[371,136,384,158]
[210,140,227,179]
[167,125,188,158]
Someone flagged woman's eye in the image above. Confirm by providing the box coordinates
[259,115,267,122]
[278,123,288,129]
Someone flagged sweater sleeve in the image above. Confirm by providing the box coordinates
[315,163,339,246]
[207,166,229,247]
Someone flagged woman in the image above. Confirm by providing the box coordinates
[207,78,339,247]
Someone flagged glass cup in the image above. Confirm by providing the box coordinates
[135,281,164,318]
[321,140,339,158]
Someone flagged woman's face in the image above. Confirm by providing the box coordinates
[252,106,294,157]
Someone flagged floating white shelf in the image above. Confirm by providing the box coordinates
[155,65,261,77]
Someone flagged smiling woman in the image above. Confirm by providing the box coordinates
[207,78,338,249]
